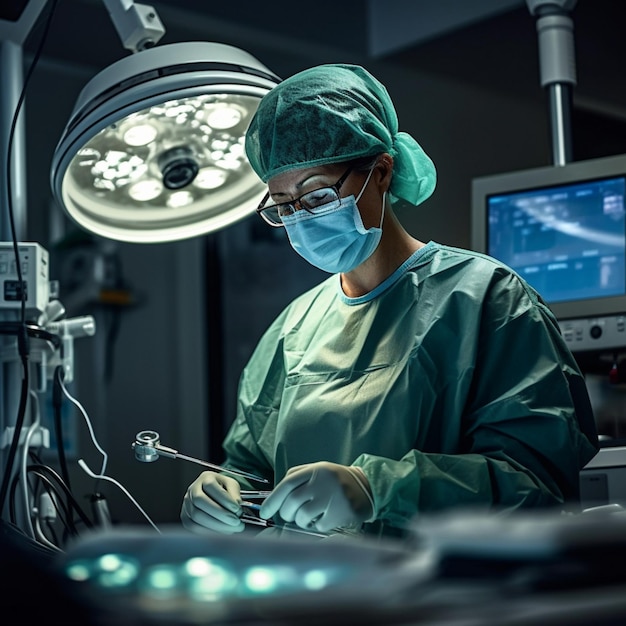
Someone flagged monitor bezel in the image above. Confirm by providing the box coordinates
[471,153,626,322]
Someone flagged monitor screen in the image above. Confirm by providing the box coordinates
[472,154,626,318]
[486,175,626,305]
[472,154,626,352]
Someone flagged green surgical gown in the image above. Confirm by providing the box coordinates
[223,242,599,536]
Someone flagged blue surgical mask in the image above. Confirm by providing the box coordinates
[281,167,384,274]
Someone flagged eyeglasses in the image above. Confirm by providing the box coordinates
[256,167,353,227]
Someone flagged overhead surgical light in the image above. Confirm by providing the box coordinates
[50,2,280,243]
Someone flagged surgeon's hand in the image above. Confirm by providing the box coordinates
[259,462,374,533]
[180,471,245,534]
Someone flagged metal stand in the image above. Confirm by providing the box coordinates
[526,0,578,166]
[0,1,47,521]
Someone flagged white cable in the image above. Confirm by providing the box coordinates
[59,377,108,477]
[60,377,159,533]
[18,391,40,540]
[77,459,161,533]
[34,515,62,553]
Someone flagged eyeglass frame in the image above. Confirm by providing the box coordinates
[255,166,354,228]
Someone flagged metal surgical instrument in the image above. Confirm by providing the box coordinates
[132,430,270,484]
[240,514,330,538]
[132,431,349,538]
[241,490,272,498]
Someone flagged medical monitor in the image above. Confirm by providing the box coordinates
[471,153,626,353]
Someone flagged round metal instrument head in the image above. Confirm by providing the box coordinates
[133,430,161,462]
[136,430,160,445]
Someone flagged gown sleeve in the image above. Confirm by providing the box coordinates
[351,267,599,530]
[221,311,287,487]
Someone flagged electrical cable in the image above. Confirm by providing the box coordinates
[0,322,61,348]
[27,451,94,532]
[32,489,62,550]
[58,378,159,532]
[6,0,59,292]
[14,456,84,550]
[34,485,68,547]
[53,366,71,492]
[17,392,88,547]
[18,390,41,540]
[44,517,59,545]
[33,515,62,552]
[25,471,76,539]
[78,459,161,533]
[58,374,108,481]
[0,0,59,520]
[26,464,93,531]
[9,470,73,541]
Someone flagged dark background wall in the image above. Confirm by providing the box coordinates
[5,0,626,524]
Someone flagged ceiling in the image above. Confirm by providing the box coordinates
[0,0,623,179]
[383,0,626,123]
[8,0,623,121]
[2,0,623,250]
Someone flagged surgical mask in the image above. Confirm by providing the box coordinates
[281,167,385,274]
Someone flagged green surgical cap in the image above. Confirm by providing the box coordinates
[244,63,436,207]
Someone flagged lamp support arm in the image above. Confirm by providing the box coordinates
[102,0,165,53]
[526,0,578,166]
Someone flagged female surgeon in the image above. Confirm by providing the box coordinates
[180,63,599,539]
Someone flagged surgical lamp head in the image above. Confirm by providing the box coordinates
[51,41,281,243]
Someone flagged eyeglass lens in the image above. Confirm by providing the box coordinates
[258,166,353,226]
[270,188,339,221]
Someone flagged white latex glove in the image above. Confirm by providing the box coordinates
[259,462,374,533]
[180,471,245,534]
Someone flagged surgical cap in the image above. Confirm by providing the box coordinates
[244,63,437,207]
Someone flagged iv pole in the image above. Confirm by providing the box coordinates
[526,0,578,167]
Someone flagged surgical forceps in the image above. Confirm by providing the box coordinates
[239,514,332,538]
[132,430,269,484]
[132,431,350,538]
